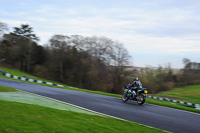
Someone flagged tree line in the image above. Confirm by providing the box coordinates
[137,59,200,93]
[0,22,200,94]
[0,23,131,93]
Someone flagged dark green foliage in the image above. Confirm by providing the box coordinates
[12,24,39,41]
[0,33,45,73]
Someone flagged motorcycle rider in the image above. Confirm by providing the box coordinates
[125,77,142,95]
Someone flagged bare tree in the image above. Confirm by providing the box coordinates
[48,35,71,82]
[0,22,8,39]
[183,58,190,66]
[109,42,131,93]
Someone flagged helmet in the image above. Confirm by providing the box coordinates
[133,77,139,81]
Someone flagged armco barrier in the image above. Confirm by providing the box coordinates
[1,71,200,110]
[0,68,7,73]
[1,72,65,88]
[147,95,200,110]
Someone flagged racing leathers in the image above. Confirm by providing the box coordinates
[125,80,143,95]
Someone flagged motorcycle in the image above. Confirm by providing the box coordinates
[122,82,148,105]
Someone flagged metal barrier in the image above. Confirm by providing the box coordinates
[147,95,200,110]
[1,72,65,88]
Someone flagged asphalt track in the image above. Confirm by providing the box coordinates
[0,78,200,133]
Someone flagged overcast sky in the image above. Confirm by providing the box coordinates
[1,0,200,68]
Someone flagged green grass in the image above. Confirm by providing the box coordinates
[0,100,165,133]
[153,85,200,104]
[0,90,97,115]
[0,67,63,85]
[1,66,200,114]
[0,67,36,78]
[0,86,17,92]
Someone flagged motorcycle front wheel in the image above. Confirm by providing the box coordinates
[137,94,145,105]
[122,93,128,102]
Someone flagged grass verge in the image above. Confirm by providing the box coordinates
[0,67,62,85]
[152,85,200,104]
[0,86,17,92]
[0,100,165,132]
[0,87,96,115]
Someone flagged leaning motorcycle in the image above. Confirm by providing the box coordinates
[122,83,148,105]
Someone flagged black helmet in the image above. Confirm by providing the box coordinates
[133,77,139,81]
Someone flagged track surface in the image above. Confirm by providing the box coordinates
[1,78,200,133]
